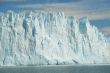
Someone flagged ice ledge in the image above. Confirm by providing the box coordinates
[0,10,110,66]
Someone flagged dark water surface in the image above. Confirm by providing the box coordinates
[0,65,110,73]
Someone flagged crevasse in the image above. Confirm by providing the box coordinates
[0,10,110,66]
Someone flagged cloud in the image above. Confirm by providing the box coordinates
[26,0,80,4]
[17,1,110,20]
[0,0,28,2]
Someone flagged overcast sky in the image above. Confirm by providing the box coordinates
[0,0,110,35]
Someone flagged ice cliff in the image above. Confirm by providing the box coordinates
[0,10,110,66]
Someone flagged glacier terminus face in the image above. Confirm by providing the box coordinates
[0,10,110,66]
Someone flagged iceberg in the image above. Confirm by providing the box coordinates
[0,10,110,66]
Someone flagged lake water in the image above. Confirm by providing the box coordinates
[0,65,110,73]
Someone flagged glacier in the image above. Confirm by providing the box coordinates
[0,10,110,66]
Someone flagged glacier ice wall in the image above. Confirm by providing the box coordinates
[0,10,110,66]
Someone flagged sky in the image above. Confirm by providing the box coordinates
[0,0,110,36]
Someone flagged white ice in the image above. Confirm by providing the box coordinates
[0,10,110,66]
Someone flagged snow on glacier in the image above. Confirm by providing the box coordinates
[0,10,110,66]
